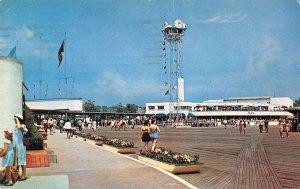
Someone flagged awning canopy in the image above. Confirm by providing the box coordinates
[167,113,186,118]
[155,113,167,118]
[187,112,194,117]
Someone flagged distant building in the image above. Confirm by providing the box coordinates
[145,96,293,119]
[26,98,83,112]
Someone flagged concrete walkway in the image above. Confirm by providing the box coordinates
[26,132,188,189]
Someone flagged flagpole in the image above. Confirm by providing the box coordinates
[64,32,67,98]
[39,35,42,99]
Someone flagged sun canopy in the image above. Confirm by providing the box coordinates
[155,113,167,118]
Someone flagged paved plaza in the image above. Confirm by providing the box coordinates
[26,132,189,189]
[9,125,300,189]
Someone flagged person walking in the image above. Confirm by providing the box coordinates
[63,119,72,139]
[259,119,264,133]
[48,118,53,135]
[59,119,64,133]
[78,119,83,131]
[140,120,151,151]
[223,119,227,129]
[284,119,290,138]
[43,118,48,133]
[13,114,28,181]
[149,119,160,152]
[264,119,269,133]
[238,120,243,134]
[52,118,57,133]
[279,120,284,138]
[242,120,246,134]
[131,119,136,129]
[88,119,92,130]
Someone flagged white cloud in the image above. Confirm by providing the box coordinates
[97,71,127,95]
[199,13,247,24]
[14,25,50,58]
[246,35,282,76]
[296,0,300,5]
[16,25,34,41]
[96,71,161,98]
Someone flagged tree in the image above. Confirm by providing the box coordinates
[294,98,300,107]
[24,105,43,150]
[98,106,108,112]
[125,104,138,113]
[116,102,125,113]
[83,100,96,112]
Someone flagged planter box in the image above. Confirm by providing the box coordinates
[138,155,202,174]
[94,141,104,146]
[26,150,50,168]
[103,144,137,154]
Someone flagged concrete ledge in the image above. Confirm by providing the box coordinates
[138,155,202,174]
[48,154,57,163]
[0,175,69,189]
[103,144,137,154]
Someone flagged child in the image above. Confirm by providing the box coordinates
[0,129,15,186]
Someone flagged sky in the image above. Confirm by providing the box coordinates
[1,0,300,106]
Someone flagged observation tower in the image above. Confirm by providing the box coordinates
[162,20,186,125]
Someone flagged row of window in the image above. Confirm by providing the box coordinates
[148,106,192,110]
[148,105,281,111]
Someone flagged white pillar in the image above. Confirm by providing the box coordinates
[0,57,23,145]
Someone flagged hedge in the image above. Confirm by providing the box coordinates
[24,106,44,150]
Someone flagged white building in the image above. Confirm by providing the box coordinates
[145,96,293,119]
[26,98,83,111]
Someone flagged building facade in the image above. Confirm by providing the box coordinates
[145,96,293,119]
[26,98,83,112]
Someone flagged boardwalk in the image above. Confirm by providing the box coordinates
[92,125,300,189]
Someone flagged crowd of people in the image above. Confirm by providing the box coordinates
[0,114,28,186]
[34,117,141,139]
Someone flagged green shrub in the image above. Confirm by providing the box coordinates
[24,106,44,150]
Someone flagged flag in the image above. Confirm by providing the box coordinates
[165,90,169,95]
[58,40,64,67]
[8,46,16,59]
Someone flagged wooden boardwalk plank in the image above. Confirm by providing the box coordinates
[89,126,300,188]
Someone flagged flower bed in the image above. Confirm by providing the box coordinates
[104,139,134,148]
[76,131,136,152]
[76,131,106,141]
[76,131,107,146]
[103,139,137,154]
[138,147,202,174]
[103,139,136,154]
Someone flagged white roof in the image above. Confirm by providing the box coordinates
[26,98,83,111]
